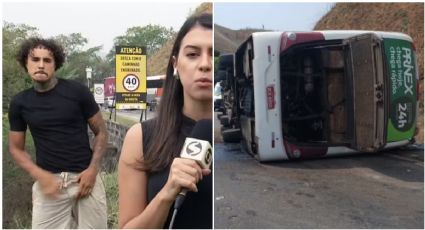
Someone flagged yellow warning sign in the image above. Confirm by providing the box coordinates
[115,46,147,109]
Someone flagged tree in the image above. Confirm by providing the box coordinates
[3,21,40,111]
[54,33,88,55]
[107,24,175,59]
[53,34,114,86]
[56,45,102,82]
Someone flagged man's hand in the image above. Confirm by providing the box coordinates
[77,166,98,199]
[9,131,62,199]
[38,171,62,199]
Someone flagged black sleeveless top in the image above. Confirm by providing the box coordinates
[142,116,212,229]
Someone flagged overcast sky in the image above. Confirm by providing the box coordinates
[214,2,334,31]
[3,2,200,55]
[3,2,334,55]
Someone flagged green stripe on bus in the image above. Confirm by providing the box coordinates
[383,38,417,141]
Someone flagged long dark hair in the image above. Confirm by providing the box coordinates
[142,13,212,172]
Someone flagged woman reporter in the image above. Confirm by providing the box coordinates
[118,13,212,229]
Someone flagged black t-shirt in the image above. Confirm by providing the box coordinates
[142,116,213,229]
[9,78,99,173]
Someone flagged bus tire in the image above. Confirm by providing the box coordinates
[220,115,230,127]
[220,125,228,133]
[217,113,224,120]
[222,128,242,143]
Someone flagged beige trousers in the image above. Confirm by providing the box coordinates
[32,172,107,229]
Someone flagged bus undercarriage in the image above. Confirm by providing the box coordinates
[280,41,350,146]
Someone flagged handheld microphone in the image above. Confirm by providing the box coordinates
[174,119,212,208]
[180,118,212,169]
[169,119,212,229]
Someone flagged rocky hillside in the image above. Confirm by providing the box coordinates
[147,2,212,76]
[315,2,424,143]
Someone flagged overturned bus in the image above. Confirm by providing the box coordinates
[217,31,419,161]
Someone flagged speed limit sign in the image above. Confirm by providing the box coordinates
[115,46,147,109]
[123,74,139,91]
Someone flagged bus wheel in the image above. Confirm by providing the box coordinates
[222,128,242,143]
[220,125,229,133]
[217,112,224,120]
[220,115,231,127]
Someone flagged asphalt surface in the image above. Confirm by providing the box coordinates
[214,115,424,228]
[214,143,423,228]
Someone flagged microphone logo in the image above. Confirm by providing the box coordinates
[181,138,212,169]
[204,148,212,165]
[186,141,202,156]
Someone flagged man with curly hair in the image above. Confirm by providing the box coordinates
[8,37,108,228]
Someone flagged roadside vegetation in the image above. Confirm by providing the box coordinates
[3,114,33,228]
[101,110,139,128]
[3,114,120,228]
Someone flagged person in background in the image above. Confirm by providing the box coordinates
[8,37,108,229]
[118,13,213,229]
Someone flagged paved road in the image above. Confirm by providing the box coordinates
[214,115,424,228]
[214,143,423,228]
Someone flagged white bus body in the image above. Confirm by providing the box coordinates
[218,31,418,161]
